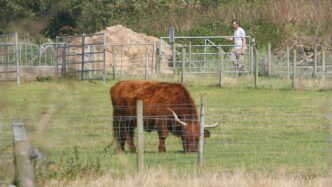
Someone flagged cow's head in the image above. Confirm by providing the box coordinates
[167,108,219,152]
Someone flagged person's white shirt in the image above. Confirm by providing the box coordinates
[233,27,246,50]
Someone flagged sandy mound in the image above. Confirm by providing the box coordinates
[94,25,172,74]
[66,25,172,75]
[104,25,159,45]
[103,25,172,74]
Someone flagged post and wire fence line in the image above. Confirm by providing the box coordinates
[0,96,330,185]
[110,100,330,173]
[1,31,331,89]
[265,42,332,81]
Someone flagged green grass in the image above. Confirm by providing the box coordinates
[0,77,331,185]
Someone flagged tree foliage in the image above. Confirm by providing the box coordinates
[1,0,331,47]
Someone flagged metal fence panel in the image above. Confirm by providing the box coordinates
[106,43,155,80]
[56,33,106,81]
[159,36,252,76]
[0,33,20,85]
[38,43,56,66]
[17,43,39,66]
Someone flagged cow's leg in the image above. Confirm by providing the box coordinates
[114,120,126,152]
[157,121,168,152]
[126,121,136,153]
[118,134,126,152]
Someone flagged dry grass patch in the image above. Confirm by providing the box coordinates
[45,168,331,187]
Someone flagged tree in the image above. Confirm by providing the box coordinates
[44,10,79,38]
[77,0,112,34]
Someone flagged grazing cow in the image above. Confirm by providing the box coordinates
[110,80,218,153]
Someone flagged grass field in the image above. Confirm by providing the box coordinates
[0,77,331,186]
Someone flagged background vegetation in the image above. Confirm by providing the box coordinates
[1,0,331,48]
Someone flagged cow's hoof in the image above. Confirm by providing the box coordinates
[129,147,136,153]
[158,147,166,153]
[116,149,124,154]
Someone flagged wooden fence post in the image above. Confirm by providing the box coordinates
[103,33,107,83]
[1,41,4,64]
[198,95,206,167]
[287,46,290,80]
[181,48,186,84]
[0,113,3,151]
[322,47,326,81]
[12,121,35,187]
[189,42,192,74]
[156,41,161,74]
[136,100,144,173]
[81,33,86,80]
[313,44,317,79]
[252,39,258,88]
[15,33,20,86]
[61,43,67,78]
[120,45,124,75]
[268,42,272,76]
[145,52,149,80]
[250,39,254,74]
[172,43,176,75]
[55,36,59,78]
[112,46,116,80]
[292,49,297,89]
[218,47,224,87]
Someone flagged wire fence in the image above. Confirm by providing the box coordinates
[1,101,330,184]
[204,111,330,173]
[267,44,332,80]
[1,32,332,89]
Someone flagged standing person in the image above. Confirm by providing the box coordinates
[230,19,246,74]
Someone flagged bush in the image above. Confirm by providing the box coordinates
[36,75,52,82]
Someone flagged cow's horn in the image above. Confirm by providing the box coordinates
[166,108,187,127]
[204,123,219,128]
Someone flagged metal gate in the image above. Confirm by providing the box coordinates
[0,33,20,86]
[56,33,106,81]
[17,42,56,66]
[39,43,56,66]
[159,36,252,75]
[106,43,156,79]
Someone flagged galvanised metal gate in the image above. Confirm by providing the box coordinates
[39,43,56,66]
[0,33,20,86]
[17,42,56,66]
[159,36,252,75]
[106,43,156,79]
[56,33,106,81]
